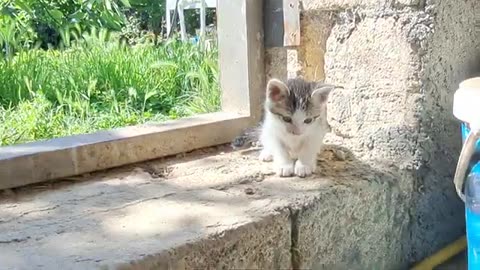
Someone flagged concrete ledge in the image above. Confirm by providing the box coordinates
[0,144,410,269]
[0,112,250,190]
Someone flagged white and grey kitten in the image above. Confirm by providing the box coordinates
[233,77,335,177]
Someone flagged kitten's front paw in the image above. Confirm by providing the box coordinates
[275,164,294,177]
[294,161,315,178]
[259,149,273,162]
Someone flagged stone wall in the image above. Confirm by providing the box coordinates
[266,0,480,265]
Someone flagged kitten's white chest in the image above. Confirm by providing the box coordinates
[282,135,305,159]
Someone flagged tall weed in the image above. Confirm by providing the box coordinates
[0,35,220,146]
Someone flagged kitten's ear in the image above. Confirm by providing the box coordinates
[266,79,289,102]
[311,84,335,104]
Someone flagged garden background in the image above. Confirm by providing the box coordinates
[0,0,219,146]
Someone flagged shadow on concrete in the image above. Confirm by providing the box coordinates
[0,143,418,269]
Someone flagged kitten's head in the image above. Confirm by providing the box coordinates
[265,77,334,136]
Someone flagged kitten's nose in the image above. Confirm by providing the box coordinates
[289,127,301,135]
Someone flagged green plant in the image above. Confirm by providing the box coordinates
[1,0,132,50]
[0,37,220,146]
[128,0,164,34]
[0,3,38,58]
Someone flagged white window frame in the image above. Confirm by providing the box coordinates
[0,0,265,190]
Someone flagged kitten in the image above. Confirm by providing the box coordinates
[232,77,335,177]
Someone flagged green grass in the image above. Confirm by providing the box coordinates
[0,38,220,146]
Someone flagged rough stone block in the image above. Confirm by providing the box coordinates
[301,0,421,11]
[0,146,411,269]
[118,214,292,270]
[293,171,410,270]
[265,0,480,265]
[323,0,480,263]
[324,13,419,166]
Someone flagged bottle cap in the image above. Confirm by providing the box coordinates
[454,77,480,130]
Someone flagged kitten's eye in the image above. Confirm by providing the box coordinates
[304,118,313,124]
[282,116,292,123]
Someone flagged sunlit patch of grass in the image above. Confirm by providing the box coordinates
[0,37,220,146]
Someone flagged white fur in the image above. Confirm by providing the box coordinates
[260,107,329,178]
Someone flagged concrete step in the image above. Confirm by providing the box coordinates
[0,145,411,269]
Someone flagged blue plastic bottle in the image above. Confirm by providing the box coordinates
[462,123,480,268]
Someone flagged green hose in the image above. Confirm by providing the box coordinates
[411,236,466,270]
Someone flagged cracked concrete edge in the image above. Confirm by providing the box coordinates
[112,177,408,270]
[113,212,292,270]
[296,180,411,269]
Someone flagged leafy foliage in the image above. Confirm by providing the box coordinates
[0,0,131,53]
[0,34,220,146]
[0,0,220,146]
[0,0,217,55]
